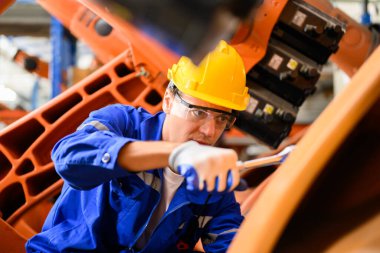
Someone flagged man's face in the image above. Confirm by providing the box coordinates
[162,90,233,146]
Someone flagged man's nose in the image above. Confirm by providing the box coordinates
[199,117,216,137]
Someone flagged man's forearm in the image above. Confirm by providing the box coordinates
[118,141,180,172]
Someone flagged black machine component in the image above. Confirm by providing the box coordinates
[272,0,345,64]
[247,38,321,107]
[236,0,345,148]
[235,82,298,148]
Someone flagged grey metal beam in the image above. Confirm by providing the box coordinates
[0,3,50,36]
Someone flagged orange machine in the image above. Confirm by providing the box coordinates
[0,0,379,252]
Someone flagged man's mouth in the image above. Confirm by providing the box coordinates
[192,139,210,145]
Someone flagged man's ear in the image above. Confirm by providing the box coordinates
[162,89,173,113]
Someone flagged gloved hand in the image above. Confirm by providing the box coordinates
[169,141,247,192]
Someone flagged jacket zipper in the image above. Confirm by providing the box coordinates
[137,200,191,251]
[130,194,161,249]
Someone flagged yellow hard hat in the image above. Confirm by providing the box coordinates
[167,40,250,111]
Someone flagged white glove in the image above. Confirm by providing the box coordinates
[169,141,241,192]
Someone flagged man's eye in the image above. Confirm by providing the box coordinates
[215,114,229,124]
[190,109,208,118]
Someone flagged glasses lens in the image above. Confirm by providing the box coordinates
[217,113,236,129]
[172,92,236,129]
[188,108,209,121]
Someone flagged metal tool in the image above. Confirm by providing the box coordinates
[239,145,296,177]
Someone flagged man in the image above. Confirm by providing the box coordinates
[26,40,250,253]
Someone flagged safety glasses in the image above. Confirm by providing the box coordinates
[171,91,236,129]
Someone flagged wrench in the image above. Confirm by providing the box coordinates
[239,145,296,177]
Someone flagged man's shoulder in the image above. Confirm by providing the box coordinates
[105,104,160,116]
[103,103,136,111]
[97,104,151,117]
[95,104,165,133]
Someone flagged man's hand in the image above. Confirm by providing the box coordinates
[169,141,244,192]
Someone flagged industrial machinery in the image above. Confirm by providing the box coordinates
[0,0,379,252]
[92,0,374,147]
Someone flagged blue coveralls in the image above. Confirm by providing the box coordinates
[25,104,244,253]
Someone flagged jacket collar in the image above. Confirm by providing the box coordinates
[139,109,166,141]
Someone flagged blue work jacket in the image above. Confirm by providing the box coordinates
[25,104,244,253]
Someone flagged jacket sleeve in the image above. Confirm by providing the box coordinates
[52,104,139,190]
[201,193,244,253]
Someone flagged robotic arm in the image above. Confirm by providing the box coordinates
[74,0,378,148]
